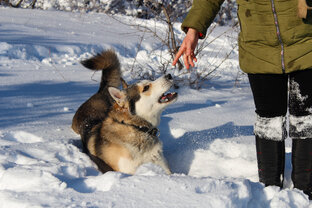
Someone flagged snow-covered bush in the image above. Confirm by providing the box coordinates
[1,0,238,88]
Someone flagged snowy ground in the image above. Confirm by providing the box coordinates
[0,7,311,208]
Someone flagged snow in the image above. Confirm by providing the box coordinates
[0,7,311,208]
[254,116,286,141]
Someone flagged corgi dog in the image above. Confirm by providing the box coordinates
[72,50,177,174]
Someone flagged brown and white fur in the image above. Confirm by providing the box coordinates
[72,50,177,174]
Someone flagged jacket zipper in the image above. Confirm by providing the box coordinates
[270,0,285,73]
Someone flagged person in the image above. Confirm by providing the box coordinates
[172,0,312,200]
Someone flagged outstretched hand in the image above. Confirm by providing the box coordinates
[172,28,199,70]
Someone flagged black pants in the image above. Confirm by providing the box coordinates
[248,69,312,119]
[249,69,312,139]
[248,69,312,197]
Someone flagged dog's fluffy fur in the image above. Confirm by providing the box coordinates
[72,50,177,174]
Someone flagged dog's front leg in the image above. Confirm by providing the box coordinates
[151,150,171,175]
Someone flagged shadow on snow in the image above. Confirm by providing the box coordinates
[0,81,97,127]
[159,116,254,174]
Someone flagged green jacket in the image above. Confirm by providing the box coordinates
[182,0,312,74]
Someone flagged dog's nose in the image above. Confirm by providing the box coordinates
[165,74,172,80]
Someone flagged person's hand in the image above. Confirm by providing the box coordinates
[172,28,199,70]
[298,0,308,18]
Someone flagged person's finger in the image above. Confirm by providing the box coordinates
[185,47,192,57]
[191,53,197,64]
[172,47,185,66]
[188,55,195,68]
[185,51,197,68]
[183,53,190,70]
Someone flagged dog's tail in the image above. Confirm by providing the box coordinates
[81,49,121,92]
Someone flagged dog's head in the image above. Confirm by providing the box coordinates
[108,74,178,127]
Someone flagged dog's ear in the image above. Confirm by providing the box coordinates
[108,87,126,107]
[121,78,128,89]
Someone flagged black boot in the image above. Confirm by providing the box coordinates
[256,136,285,188]
[292,139,312,200]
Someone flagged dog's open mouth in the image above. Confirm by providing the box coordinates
[158,92,178,103]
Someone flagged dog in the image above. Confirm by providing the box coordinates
[72,50,178,174]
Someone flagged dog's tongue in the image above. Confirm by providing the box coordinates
[161,95,167,100]
[160,93,174,103]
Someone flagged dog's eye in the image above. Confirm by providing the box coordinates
[143,85,150,92]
